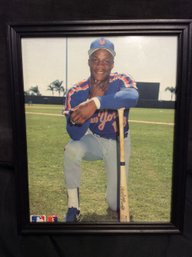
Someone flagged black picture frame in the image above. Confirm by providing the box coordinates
[7,20,191,234]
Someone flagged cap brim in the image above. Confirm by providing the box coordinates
[88,48,116,57]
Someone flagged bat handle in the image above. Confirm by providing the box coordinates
[118,108,125,163]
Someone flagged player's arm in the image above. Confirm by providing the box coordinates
[64,89,91,140]
[98,87,139,110]
[96,74,139,110]
[68,79,107,125]
[65,113,90,141]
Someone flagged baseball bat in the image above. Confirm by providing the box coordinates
[118,108,130,222]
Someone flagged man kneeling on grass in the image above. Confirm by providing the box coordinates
[63,37,139,222]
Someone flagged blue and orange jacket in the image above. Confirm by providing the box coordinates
[64,72,139,140]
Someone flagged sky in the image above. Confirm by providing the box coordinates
[22,36,178,100]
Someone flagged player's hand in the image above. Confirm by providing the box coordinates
[70,100,97,125]
[89,79,109,98]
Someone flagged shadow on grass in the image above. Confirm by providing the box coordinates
[79,212,135,223]
[80,210,119,223]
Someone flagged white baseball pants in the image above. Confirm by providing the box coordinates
[64,132,131,211]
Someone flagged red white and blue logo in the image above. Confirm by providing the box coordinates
[47,215,58,222]
[30,215,46,222]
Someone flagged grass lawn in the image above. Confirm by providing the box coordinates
[25,105,174,223]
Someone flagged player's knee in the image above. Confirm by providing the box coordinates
[64,141,85,160]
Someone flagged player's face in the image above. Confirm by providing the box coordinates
[88,49,114,82]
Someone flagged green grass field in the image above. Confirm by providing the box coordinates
[25,104,174,223]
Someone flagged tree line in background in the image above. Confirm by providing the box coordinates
[24,81,176,100]
[24,80,66,96]
[165,86,176,101]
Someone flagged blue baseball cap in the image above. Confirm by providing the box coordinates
[88,38,116,57]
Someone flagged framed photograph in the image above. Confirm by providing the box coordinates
[8,20,191,234]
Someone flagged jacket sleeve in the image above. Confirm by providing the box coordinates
[97,74,139,110]
[98,87,139,110]
[64,87,90,140]
[65,114,90,140]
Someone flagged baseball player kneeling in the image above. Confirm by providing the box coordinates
[63,37,139,222]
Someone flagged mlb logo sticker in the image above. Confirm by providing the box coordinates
[30,215,46,222]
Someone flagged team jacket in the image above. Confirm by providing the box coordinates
[64,72,139,140]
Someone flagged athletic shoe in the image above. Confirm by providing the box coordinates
[65,207,81,222]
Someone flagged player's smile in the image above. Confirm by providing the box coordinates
[89,49,114,82]
[95,70,105,78]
